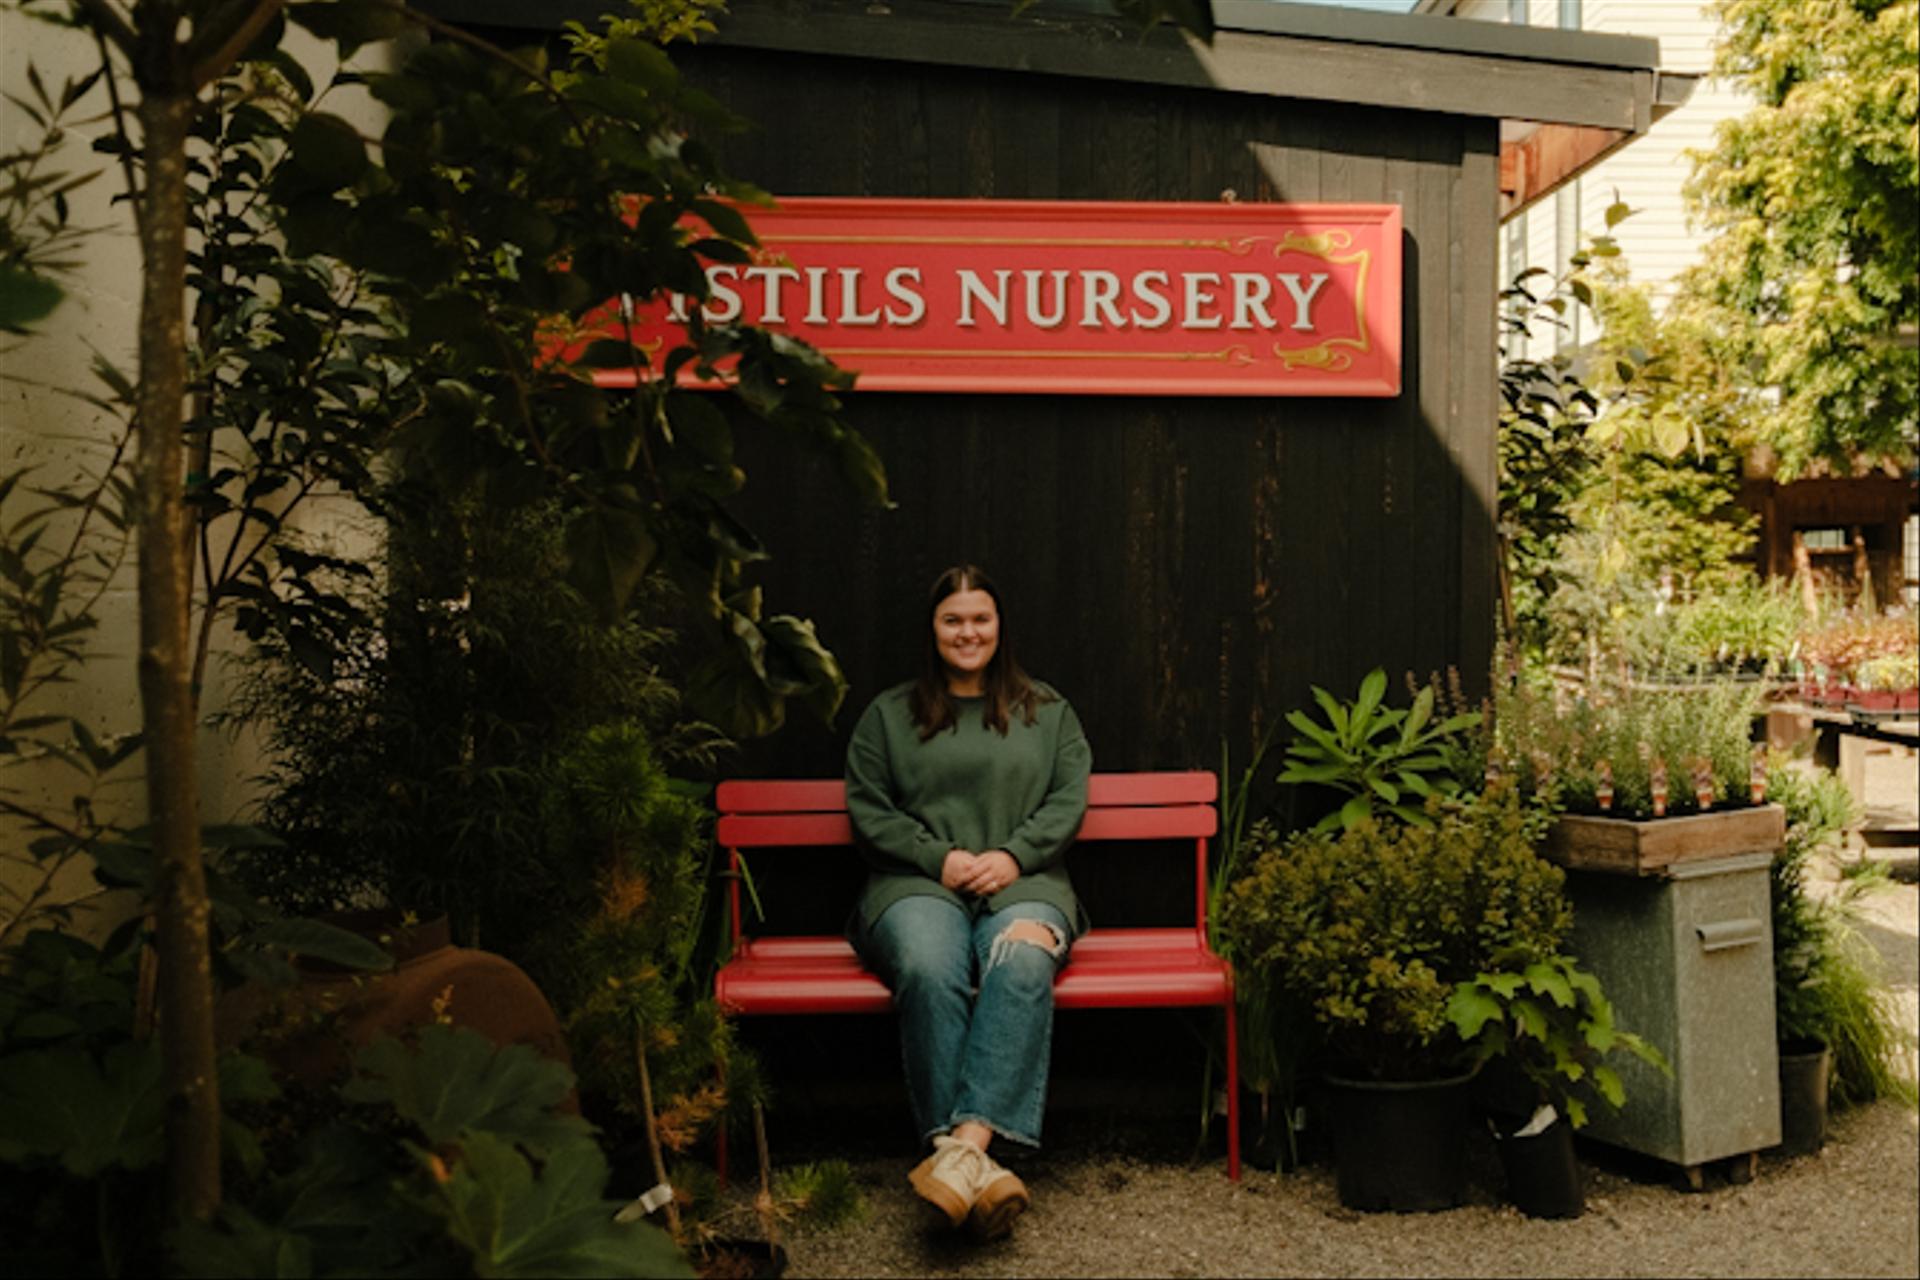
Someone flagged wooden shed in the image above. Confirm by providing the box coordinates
[432,0,1692,789]
[422,0,1694,1114]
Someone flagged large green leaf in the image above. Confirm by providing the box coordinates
[604,38,681,96]
[250,918,392,971]
[1401,684,1434,740]
[1523,961,1575,1008]
[835,431,893,509]
[342,1025,589,1153]
[1280,709,1343,757]
[168,1208,314,1280]
[563,505,657,620]
[0,1040,166,1174]
[1275,760,1346,784]
[428,1132,692,1278]
[286,112,369,189]
[1309,685,1350,742]
[760,613,848,723]
[1350,668,1387,740]
[1445,986,1501,1040]
[1591,1064,1626,1109]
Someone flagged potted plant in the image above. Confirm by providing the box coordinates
[1855,653,1919,714]
[1496,662,1831,1182]
[1492,665,1784,874]
[1797,612,1919,711]
[1276,668,1483,834]
[1221,783,1572,1211]
[1767,757,1919,1154]
[1449,952,1670,1217]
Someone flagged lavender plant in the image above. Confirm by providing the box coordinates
[1494,664,1766,819]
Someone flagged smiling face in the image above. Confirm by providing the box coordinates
[932,587,1000,694]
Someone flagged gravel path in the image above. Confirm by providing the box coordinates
[781,1097,1917,1278]
[773,854,1919,1279]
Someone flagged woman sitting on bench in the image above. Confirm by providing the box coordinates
[844,563,1092,1241]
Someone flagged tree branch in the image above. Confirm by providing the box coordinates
[92,26,146,243]
[71,0,139,58]
[188,0,286,93]
[369,0,589,135]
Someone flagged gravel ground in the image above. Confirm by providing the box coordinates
[779,1098,1917,1279]
[761,752,1920,1279]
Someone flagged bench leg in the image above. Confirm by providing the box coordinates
[1225,1000,1241,1182]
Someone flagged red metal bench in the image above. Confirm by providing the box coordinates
[713,770,1239,1179]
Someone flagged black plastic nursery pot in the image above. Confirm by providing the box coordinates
[1494,1114,1585,1219]
[1322,1072,1474,1212]
[1776,1039,1832,1157]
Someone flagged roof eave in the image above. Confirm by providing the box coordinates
[1500,70,1698,220]
[418,0,1684,201]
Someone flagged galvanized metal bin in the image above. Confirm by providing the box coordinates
[1563,850,1781,1172]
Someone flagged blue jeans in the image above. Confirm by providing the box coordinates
[853,895,1071,1148]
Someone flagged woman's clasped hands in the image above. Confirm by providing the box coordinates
[942,848,1021,897]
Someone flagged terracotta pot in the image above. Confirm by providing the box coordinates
[218,909,572,1092]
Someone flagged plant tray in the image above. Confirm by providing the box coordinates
[1543,805,1785,877]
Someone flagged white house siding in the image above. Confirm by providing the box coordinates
[1574,1,1751,313]
[0,17,382,936]
[1,11,149,935]
[1446,0,1754,358]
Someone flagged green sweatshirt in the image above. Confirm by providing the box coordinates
[844,680,1092,937]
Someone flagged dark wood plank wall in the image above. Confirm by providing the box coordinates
[684,44,1500,799]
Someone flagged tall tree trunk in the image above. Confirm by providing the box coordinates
[134,87,220,1223]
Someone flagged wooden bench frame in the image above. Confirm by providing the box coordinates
[712,770,1239,1180]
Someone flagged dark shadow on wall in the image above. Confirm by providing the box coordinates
[684,50,1498,760]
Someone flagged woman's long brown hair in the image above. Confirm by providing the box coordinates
[909,564,1052,739]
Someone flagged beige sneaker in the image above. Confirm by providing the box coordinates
[907,1135,1029,1233]
[966,1164,1030,1241]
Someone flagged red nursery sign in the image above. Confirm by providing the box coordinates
[581,198,1403,397]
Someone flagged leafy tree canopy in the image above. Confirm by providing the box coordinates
[1682,0,1919,474]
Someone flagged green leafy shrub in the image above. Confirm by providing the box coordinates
[1448,952,1669,1128]
[227,497,719,951]
[1278,668,1482,834]
[1624,577,1804,672]
[172,1024,690,1278]
[1221,786,1571,1081]
[0,915,685,1277]
[531,722,747,1152]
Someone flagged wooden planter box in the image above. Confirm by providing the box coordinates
[1543,804,1786,877]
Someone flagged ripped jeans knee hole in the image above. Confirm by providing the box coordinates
[984,919,1067,973]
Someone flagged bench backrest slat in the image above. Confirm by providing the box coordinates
[716,771,1219,816]
[716,803,1215,849]
[717,812,855,847]
[716,779,848,813]
[718,771,1218,941]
